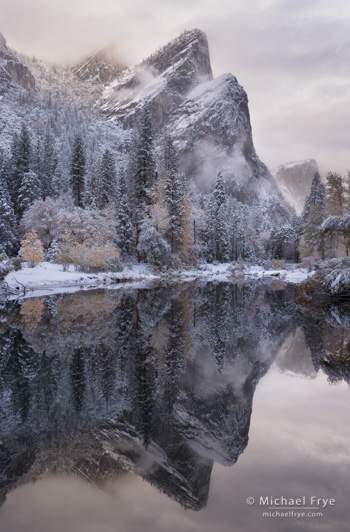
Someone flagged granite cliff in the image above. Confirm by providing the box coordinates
[0,32,35,93]
[274,159,319,214]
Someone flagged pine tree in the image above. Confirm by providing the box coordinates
[18,170,41,216]
[227,198,247,261]
[42,133,57,199]
[86,157,102,209]
[299,172,326,259]
[179,193,193,263]
[116,171,134,259]
[131,107,156,251]
[301,172,325,223]
[70,135,86,208]
[0,185,17,256]
[207,172,229,262]
[8,125,32,217]
[164,136,185,255]
[99,149,115,208]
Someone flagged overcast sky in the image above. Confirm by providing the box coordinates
[1,0,349,174]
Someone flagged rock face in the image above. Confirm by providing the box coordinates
[72,47,126,85]
[274,159,319,214]
[0,32,35,92]
[100,29,213,128]
[99,29,290,214]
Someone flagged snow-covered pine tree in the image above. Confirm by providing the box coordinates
[17,170,42,217]
[179,193,193,263]
[70,135,86,208]
[226,198,247,261]
[51,142,70,197]
[137,221,170,266]
[116,170,134,259]
[85,157,101,209]
[99,148,116,208]
[130,107,157,252]
[299,172,326,259]
[41,133,57,199]
[9,125,32,217]
[207,172,229,262]
[46,239,60,263]
[0,184,17,256]
[164,136,185,255]
[301,172,325,223]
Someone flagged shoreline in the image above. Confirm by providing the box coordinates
[1,261,313,299]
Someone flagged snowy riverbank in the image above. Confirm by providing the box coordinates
[1,261,314,298]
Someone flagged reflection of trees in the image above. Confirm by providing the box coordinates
[164,297,187,411]
[203,284,230,372]
[3,330,37,422]
[301,305,350,384]
[20,298,44,331]
[0,281,301,510]
[70,348,86,412]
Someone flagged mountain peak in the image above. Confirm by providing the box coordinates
[100,28,213,128]
[142,28,212,80]
[72,46,127,85]
[274,159,319,214]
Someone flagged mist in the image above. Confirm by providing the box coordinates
[1,0,349,173]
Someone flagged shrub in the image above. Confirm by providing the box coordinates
[10,257,22,271]
[69,242,122,273]
[271,259,286,269]
[54,233,73,271]
[0,262,10,281]
[298,256,316,272]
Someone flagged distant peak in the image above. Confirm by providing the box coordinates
[72,46,127,85]
[90,45,125,66]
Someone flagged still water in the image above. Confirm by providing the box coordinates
[0,281,349,531]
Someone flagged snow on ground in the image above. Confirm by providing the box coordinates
[244,265,314,284]
[1,261,315,298]
[3,262,159,297]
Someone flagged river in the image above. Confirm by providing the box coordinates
[0,280,349,531]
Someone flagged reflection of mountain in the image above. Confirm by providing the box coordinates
[275,328,316,378]
[0,282,299,509]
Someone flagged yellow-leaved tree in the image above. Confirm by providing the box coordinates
[20,230,44,267]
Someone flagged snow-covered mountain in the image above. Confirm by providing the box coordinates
[0,27,292,241]
[98,29,289,212]
[274,159,319,214]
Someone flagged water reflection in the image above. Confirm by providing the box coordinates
[0,281,349,516]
